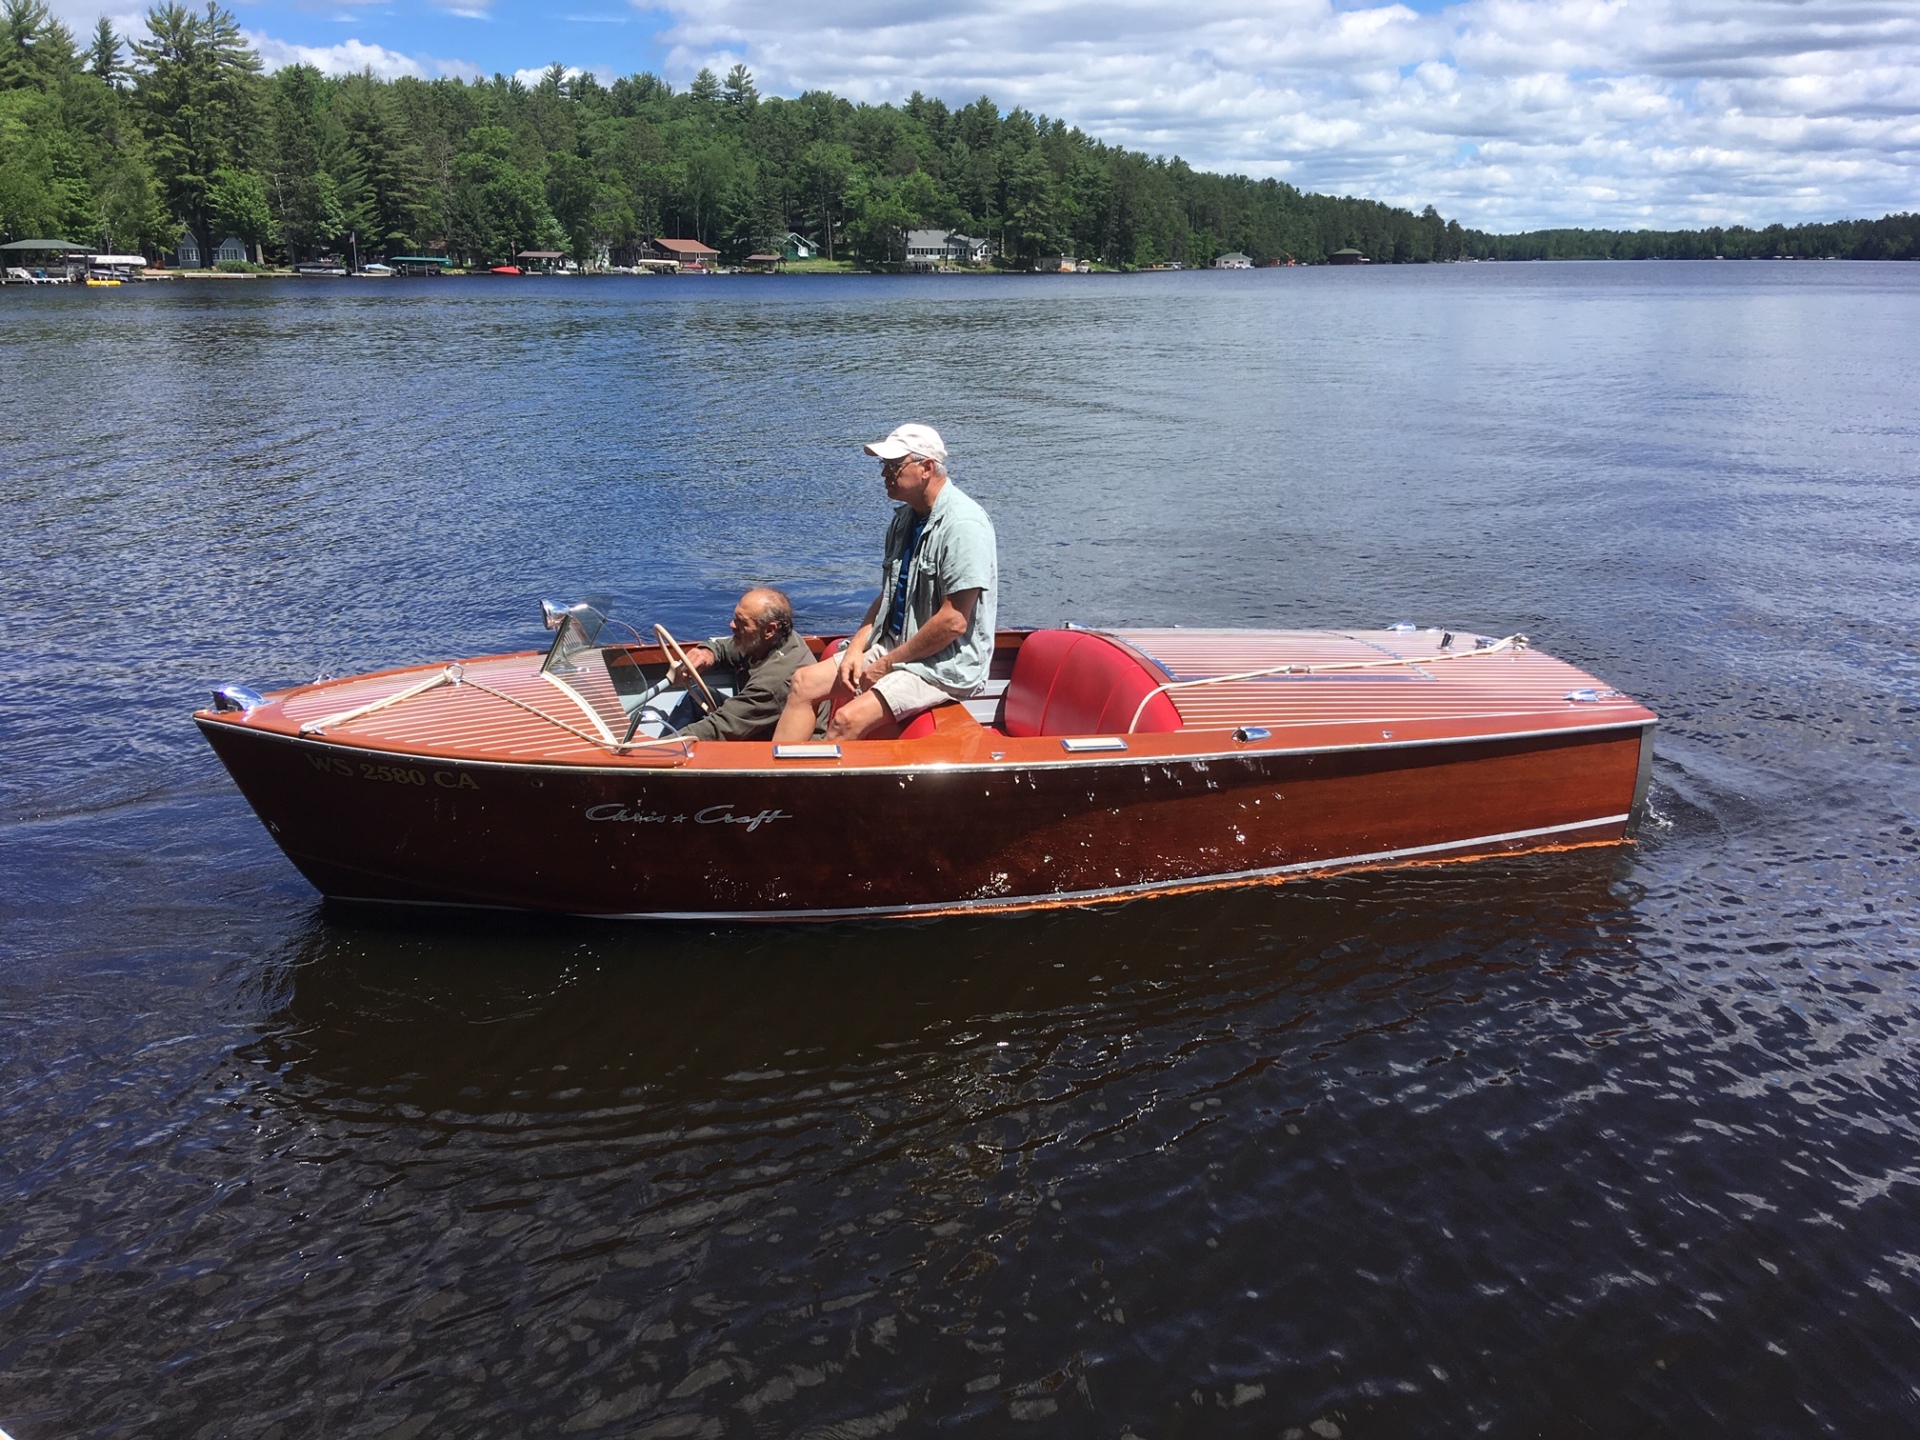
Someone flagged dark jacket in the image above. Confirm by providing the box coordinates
[679,630,812,741]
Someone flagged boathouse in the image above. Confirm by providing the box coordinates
[652,238,720,269]
[1329,248,1369,265]
[1213,251,1253,269]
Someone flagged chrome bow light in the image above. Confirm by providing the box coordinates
[211,683,267,714]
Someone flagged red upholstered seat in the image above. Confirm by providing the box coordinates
[1000,629,1080,737]
[999,631,1183,737]
[894,708,939,740]
[857,702,956,741]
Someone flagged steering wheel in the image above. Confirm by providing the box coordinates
[654,623,718,713]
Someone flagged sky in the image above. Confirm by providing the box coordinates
[59,0,1920,232]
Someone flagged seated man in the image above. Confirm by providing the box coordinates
[773,423,998,742]
[669,587,812,741]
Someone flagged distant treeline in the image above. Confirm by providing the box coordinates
[1465,214,1920,262]
[3,0,1916,270]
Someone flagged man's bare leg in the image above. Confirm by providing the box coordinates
[823,690,892,741]
[772,657,840,742]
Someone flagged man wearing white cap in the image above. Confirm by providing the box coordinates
[773,422,998,742]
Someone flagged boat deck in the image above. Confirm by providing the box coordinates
[230,627,1653,772]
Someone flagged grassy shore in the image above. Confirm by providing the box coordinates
[778,258,865,275]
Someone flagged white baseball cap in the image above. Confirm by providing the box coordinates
[863,423,947,463]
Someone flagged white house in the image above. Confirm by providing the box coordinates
[905,229,992,268]
[1214,251,1253,269]
[176,232,250,267]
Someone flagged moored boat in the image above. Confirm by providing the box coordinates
[195,606,1657,920]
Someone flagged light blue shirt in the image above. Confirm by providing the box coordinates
[877,480,998,696]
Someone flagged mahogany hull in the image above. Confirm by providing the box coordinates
[196,717,1654,919]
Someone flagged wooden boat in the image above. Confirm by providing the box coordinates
[195,604,1657,920]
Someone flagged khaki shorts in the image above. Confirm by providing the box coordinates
[862,644,953,721]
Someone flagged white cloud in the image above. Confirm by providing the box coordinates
[648,0,1920,229]
[245,33,431,79]
[511,63,619,87]
[244,31,484,81]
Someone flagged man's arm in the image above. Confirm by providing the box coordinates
[839,594,883,690]
[683,634,740,672]
[680,642,806,741]
[857,589,978,686]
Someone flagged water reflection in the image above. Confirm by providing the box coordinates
[151,862,1643,1435]
[249,854,1639,1111]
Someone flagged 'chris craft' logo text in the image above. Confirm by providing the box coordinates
[585,803,790,832]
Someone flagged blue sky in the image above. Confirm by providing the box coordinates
[68,0,1920,231]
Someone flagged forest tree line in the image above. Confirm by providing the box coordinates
[4,0,1916,270]
[1466,216,1920,262]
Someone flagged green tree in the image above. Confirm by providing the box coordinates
[1,0,77,91]
[589,112,668,258]
[545,148,596,261]
[679,139,736,245]
[265,65,347,256]
[722,63,756,108]
[85,17,126,88]
[207,163,269,257]
[449,123,554,263]
[336,71,424,256]
[1000,143,1062,262]
[131,1,260,264]
[800,139,851,259]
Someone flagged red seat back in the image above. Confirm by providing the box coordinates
[1000,631,1183,737]
[1000,629,1079,737]
[861,702,950,741]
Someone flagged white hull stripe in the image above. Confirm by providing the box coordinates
[325,813,1631,922]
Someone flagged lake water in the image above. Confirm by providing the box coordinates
[3,264,1918,1437]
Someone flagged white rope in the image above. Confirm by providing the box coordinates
[1126,633,1529,734]
[299,666,461,736]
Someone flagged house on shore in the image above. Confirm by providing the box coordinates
[1213,251,1253,269]
[652,238,720,269]
[176,232,251,267]
[906,230,993,269]
[783,232,818,261]
[1329,248,1369,265]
